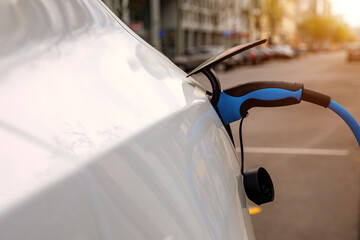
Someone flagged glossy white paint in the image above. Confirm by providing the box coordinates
[0,0,255,239]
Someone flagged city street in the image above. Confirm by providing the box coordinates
[193,51,360,240]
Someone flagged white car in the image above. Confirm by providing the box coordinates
[0,0,256,239]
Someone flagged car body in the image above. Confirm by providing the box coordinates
[173,45,232,71]
[347,42,360,61]
[0,0,255,239]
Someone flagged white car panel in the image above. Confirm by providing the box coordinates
[0,0,255,239]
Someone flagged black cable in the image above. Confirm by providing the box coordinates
[239,117,245,176]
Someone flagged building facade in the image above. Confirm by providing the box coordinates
[161,0,254,57]
[102,0,332,56]
[102,0,252,57]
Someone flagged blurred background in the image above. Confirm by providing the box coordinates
[101,0,360,239]
[100,0,358,58]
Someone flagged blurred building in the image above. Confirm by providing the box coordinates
[102,0,334,55]
[260,0,298,45]
[102,0,254,57]
[316,0,332,16]
[161,0,254,57]
[259,0,332,46]
[296,0,331,20]
[170,0,220,56]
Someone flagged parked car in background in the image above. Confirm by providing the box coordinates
[271,45,296,59]
[253,48,267,62]
[257,46,274,61]
[231,52,245,66]
[240,49,259,65]
[294,43,309,56]
[173,45,232,71]
[347,42,360,61]
[0,0,256,239]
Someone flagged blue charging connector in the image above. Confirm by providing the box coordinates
[215,81,360,146]
[217,88,303,124]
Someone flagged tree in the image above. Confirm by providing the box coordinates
[263,0,284,40]
[332,23,356,43]
[298,16,355,44]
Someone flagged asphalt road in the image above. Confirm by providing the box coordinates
[193,51,360,240]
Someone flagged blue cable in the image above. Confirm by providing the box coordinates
[328,100,360,146]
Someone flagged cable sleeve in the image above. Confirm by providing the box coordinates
[301,88,331,107]
[328,100,360,146]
